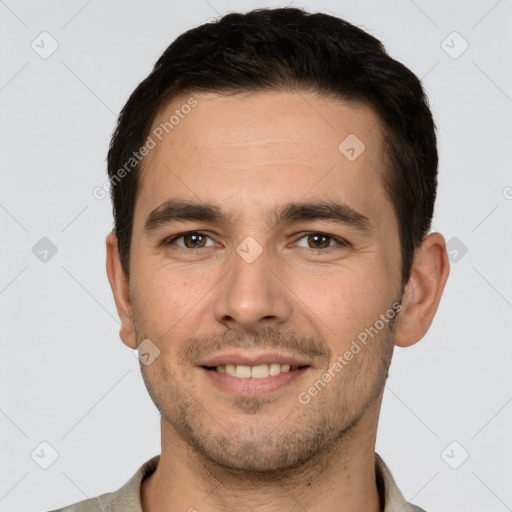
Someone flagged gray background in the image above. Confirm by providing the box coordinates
[1,1,511,511]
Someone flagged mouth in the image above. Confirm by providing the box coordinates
[197,352,312,396]
[202,363,309,378]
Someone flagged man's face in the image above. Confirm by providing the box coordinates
[127,91,403,472]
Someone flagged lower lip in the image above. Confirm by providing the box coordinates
[200,367,310,396]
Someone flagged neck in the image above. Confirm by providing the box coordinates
[141,403,383,512]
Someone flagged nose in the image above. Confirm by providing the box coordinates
[212,242,293,332]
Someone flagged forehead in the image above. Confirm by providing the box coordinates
[136,90,391,225]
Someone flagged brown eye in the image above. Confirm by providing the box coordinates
[182,232,207,248]
[293,232,348,253]
[306,233,333,249]
[167,231,215,249]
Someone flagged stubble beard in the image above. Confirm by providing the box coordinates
[135,322,396,482]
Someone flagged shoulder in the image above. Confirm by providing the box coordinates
[47,456,160,512]
[49,492,116,512]
[375,452,429,512]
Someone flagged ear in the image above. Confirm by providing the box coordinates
[394,232,450,347]
[105,232,137,349]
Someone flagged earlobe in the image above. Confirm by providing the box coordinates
[394,232,450,348]
[105,232,137,349]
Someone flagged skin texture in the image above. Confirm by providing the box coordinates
[106,91,450,512]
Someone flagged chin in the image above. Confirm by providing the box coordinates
[178,412,343,477]
[200,436,318,474]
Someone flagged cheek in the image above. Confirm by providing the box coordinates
[288,264,394,349]
[132,266,209,340]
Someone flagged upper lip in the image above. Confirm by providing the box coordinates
[197,350,312,368]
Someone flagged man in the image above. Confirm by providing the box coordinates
[53,7,449,512]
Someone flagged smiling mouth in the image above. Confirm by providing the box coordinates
[202,363,309,379]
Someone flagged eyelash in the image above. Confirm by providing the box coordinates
[164,231,350,254]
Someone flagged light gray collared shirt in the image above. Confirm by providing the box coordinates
[50,453,427,512]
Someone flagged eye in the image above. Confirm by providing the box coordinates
[166,231,217,249]
[164,231,348,253]
[293,232,348,251]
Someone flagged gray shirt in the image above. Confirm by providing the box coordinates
[50,453,427,512]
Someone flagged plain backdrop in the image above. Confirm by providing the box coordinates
[1,1,511,511]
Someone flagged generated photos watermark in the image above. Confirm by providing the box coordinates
[298,301,402,405]
[92,96,198,200]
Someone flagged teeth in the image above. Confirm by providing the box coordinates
[235,365,251,378]
[213,363,302,378]
[269,363,281,376]
[251,364,269,378]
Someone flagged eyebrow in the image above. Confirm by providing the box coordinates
[144,199,373,235]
